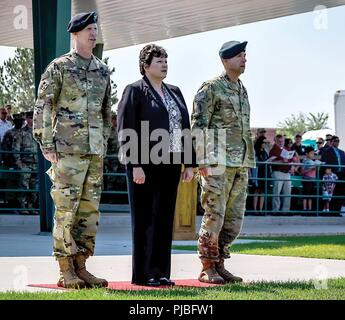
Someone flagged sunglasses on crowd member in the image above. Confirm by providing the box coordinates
[317,141,323,144]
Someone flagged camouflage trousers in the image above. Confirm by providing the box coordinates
[18,163,38,209]
[3,168,20,205]
[198,166,248,262]
[47,154,103,259]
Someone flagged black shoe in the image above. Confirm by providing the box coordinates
[145,278,161,286]
[159,277,175,286]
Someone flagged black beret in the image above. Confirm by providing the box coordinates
[67,11,98,33]
[13,113,24,120]
[219,41,248,59]
[25,111,33,117]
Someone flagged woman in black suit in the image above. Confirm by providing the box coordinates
[117,44,195,286]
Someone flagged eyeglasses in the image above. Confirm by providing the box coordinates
[317,142,323,144]
[1,112,8,115]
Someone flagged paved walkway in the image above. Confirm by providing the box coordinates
[2,254,345,292]
[0,215,345,292]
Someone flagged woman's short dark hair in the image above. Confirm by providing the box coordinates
[139,44,168,75]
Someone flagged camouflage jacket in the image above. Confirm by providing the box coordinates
[33,49,112,156]
[191,73,255,168]
[13,125,38,167]
[0,128,21,167]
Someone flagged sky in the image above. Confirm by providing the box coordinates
[1,4,345,130]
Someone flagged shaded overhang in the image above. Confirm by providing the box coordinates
[1,0,345,50]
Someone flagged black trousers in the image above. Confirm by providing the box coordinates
[331,172,345,211]
[126,164,182,284]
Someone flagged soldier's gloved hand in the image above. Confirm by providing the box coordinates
[43,152,58,164]
[133,167,145,184]
[198,166,212,177]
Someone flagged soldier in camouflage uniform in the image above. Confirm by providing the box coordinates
[191,41,255,284]
[33,12,111,289]
[0,113,24,209]
[13,111,38,214]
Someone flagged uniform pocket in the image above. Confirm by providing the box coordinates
[200,174,225,195]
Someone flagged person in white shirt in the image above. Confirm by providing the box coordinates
[5,104,14,124]
[0,107,13,142]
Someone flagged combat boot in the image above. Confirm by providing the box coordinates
[73,253,108,288]
[57,257,86,289]
[215,258,243,283]
[198,260,225,284]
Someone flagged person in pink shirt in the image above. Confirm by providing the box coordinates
[301,146,317,211]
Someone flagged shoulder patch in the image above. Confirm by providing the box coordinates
[194,90,207,103]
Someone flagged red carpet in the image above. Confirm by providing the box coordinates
[28,279,222,291]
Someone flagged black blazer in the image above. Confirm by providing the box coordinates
[321,147,345,175]
[117,75,196,168]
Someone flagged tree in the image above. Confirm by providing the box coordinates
[0,48,35,113]
[277,112,329,138]
[307,112,329,130]
[0,49,118,114]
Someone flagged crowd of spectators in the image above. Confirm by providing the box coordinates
[0,106,38,214]
[249,128,345,216]
[2,107,344,217]
[0,106,126,214]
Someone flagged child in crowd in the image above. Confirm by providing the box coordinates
[301,146,317,211]
[322,168,338,212]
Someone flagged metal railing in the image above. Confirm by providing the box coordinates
[0,150,39,214]
[101,154,129,212]
[0,150,129,215]
[246,161,345,216]
[2,149,344,217]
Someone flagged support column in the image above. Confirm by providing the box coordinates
[32,0,71,232]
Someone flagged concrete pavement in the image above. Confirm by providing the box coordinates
[1,215,345,257]
[0,214,345,292]
[2,254,345,292]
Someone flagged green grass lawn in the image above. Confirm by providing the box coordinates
[1,278,345,300]
[173,235,345,260]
